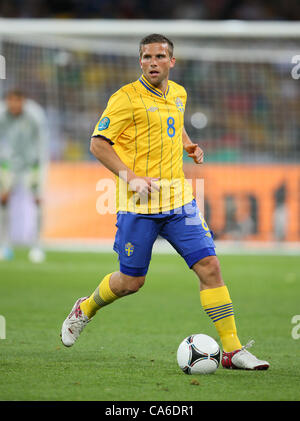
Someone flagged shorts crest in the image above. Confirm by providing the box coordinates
[125,242,134,256]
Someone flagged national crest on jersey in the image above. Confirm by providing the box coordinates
[92,75,193,214]
[175,97,185,112]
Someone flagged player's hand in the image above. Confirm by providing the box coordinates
[128,176,160,197]
[185,143,204,164]
[34,196,42,206]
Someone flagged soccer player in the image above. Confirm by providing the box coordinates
[0,90,48,262]
[61,34,269,370]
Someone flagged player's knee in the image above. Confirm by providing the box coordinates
[193,256,223,286]
[203,256,221,276]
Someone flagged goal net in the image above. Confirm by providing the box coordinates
[0,20,299,251]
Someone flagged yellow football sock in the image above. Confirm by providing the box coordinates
[200,285,242,352]
[80,272,119,319]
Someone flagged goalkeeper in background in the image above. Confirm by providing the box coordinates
[0,89,48,262]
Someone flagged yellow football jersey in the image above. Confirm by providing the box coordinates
[92,74,194,213]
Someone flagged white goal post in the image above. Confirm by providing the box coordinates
[1,18,300,37]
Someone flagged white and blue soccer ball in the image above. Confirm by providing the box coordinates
[177,334,220,375]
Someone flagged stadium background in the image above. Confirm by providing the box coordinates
[1,0,300,250]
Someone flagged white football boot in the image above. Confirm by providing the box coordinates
[61,297,90,347]
[222,340,270,370]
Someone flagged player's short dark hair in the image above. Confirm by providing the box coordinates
[139,34,174,58]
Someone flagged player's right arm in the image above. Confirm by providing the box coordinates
[91,90,159,196]
[90,137,159,196]
[90,136,134,183]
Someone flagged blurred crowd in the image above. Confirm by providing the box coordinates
[3,37,299,163]
[182,60,300,163]
[1,0,300,20]
[1,0,300,163]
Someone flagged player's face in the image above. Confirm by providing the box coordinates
[6,94,24,116]
[139,43,176,91]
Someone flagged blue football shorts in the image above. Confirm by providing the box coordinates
[113,199,216,277]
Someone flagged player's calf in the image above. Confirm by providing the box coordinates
[61,272,146,347]
[111,272,146,296]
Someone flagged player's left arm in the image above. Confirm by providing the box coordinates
[182,126,204,164]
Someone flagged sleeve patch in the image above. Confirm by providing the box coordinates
[98,117,110,131]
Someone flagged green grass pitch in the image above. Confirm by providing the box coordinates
[0,249,299,401]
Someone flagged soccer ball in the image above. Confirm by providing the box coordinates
[177,334,220,374]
